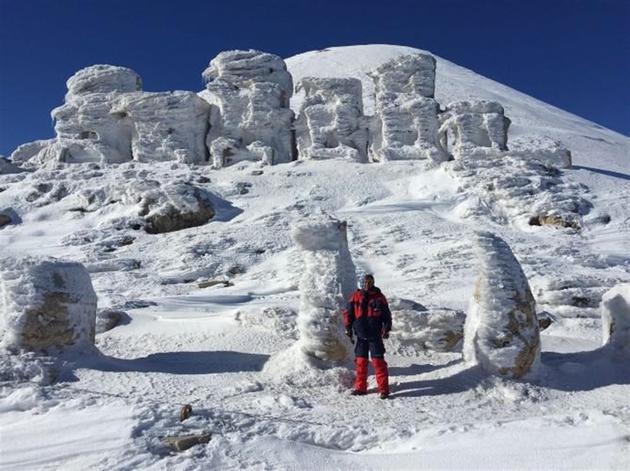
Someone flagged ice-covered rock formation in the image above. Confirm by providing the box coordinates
[0,157,23,175]
[448,150,591,229]
[601,284,630,354]
[47,65,142,164]
[464,232,540,378]
[113,91,210,164]
[264,215,356,384]
[295,77,368,161]
[0,257,97,353]
[388,298,465,353]
[438,101,510,158]
[369,54,449,163]
[202,50,294,167]
[509,136,572,169]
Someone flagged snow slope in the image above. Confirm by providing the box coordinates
[1,44,629,470]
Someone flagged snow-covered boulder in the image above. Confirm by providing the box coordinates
[369,54,448,163]
[0,257,97,353]
[95,309,130,334]
[0,208,19,229]
[47,65,142,164]
[9,139,55,165]
[295,77,368,161]
[132,182,215,234]
[439,101,510,158]
[601,284,630,354]
[113,91,210,164]
[264,215,356,384]
[389,298,465,353]
[202,50,294,167]
[509,136,572,169]
[464,232,540,378]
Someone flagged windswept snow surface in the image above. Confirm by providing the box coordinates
[1,45,630,470]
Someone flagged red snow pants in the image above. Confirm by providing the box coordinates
[353,338,389,394]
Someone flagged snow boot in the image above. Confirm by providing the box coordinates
[354,357,369,394]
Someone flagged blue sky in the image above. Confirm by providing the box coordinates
[1,0,628,155]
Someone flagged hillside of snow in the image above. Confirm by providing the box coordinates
[1,44,629,470]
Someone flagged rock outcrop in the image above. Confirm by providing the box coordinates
[601,284,630,354]
[369,54,449,163]
[49,65,141,164]
[0,158,24,175]
[132,182,215,234]
[113,91,210,164]
[295,77,368,161]
[463,232,540,378]
[202,50,294,167]
[439,100,510,158]
[0,256,97,352]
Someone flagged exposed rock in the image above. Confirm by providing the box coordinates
[463,232,540,378]
[439,100,510,158]
[0,256,97,353]
[295,77,368,161]
[95,309,130,334]
[369,54,448,163]
[0,213,10,228]
[537,311,555,331]
[131,182,215,234]
[113,91,210,164]
[163,431,211,452]
[202,50,294,167]
[179,404,193,422]
[198,279,233,289]
[601,284,630,354]
[528,214,580,230]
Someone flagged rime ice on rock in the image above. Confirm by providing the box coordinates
[509,136,572,169]
[463,232,540,378]
[295,77,368,161]
[601,284,630,354]
[113,91,210,164]
[0,256,97,353]
[49,65,142,164]
[438,101,511,158]
[264,215,356,384]
[369,54,449,163]
[202,50,294,168]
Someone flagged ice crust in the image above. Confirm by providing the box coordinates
[464,232,540,378]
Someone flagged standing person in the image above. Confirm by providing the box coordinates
[343,274,392,399]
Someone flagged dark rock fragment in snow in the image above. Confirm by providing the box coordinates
[95,309,130,334]
[163,431,211,452]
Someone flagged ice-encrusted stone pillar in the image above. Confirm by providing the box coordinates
[113,91,210,164]
[202,50,295,168]
[0,256,97,353]
[47,65,142,164]
[438,101,511,158]
[463,231,540,378]
[601,284,630,355]
[264,215,356,384]
[369,54,449,164]
[295,77,368,162]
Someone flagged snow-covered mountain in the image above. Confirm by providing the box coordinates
[0,44,629,470]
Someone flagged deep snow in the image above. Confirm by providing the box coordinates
[1,44,629,470]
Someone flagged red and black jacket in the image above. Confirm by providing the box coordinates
[343,287,392,340]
